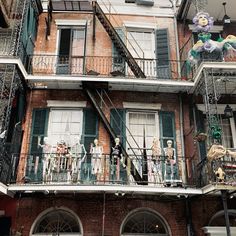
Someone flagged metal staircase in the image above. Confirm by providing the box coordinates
[92,1,146,78]
[83,82,146,183]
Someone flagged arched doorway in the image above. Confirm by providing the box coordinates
[121,209,170,236]
[30,207,82,236]
[203,210,236,235]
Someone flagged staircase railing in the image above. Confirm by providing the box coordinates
[83,85,143,183]
[93,1,146,78]
[99,0,145,60]
[97,89,149,182]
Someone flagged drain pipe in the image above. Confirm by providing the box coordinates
[179,94,187,184]
[169,0,181,78]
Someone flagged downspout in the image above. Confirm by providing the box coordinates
[221,190,231,236]
[169,0,181,78]
[185,197,195,236]
[179,94,187,184]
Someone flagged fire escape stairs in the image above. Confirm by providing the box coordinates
[83,83,145,184]
[93,1,146,79]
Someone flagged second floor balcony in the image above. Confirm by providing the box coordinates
[8,149,236,192]
[26,54,194,81]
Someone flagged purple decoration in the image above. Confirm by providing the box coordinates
[193,12,214,33]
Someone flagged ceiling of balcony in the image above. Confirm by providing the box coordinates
[179,0,236,23]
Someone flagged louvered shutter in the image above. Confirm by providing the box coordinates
[110,109,126,147]
[112,28,125,73]
[159,111,176,149]
[155,29,171,79]
[27,108,49,182]
[82,108,98,153]
[159,111,177,180]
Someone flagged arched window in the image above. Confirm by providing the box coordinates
[121,210,170,236]
[203,210,236,235]
[31,208,82,235]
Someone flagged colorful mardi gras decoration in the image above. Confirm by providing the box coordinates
[186,11,236,67]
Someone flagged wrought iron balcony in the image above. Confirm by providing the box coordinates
[10,153,199,187]
[26,54,195,80]
[199,149,236,186]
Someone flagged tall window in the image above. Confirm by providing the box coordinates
[126,27,171,78]
[47,109,83,147]
[127,111,158,156]
[127,31,155,59]
[57,27,86,74]
[127,30,155,77]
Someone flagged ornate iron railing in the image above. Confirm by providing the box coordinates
[11,153,199,186]
[8,150,236,187]
[26,54,195,80]
[200,149,236,186]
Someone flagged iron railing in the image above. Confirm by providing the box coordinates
[26,54,196,80]
[199,148,236,186]
[8,150,236,187]
[10,153,199,186]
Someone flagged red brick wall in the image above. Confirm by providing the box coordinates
[11,194,235,236]
[34,12,177,61]
[17,90,188,182]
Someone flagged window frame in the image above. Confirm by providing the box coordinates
[47,108,83,148]
[120,208,171,236]
[125,109,160,155]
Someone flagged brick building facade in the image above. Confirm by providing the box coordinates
[0,0,236,235]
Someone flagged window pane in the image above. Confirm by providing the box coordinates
[127,112,157,156]
[48,109,82,147]
[122,210,168,234]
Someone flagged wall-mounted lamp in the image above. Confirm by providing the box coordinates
[224,104,233,118]
[222,2,231,24]
[224,79,233,118]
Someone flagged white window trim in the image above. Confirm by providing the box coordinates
[55,20,87,56]
[55,19,87,26]
[123,102,161,110]
[202,226,236,235]
[125,110,161,153]
[47,100,87,108]
[123,21,156,31]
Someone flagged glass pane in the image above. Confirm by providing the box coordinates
[122,211,168,234]
[33,209,81,233]
[48,109,82,147]
[71,29,85,57]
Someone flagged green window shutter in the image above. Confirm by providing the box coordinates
[155,28,171,79]
[195,109,207,160]
[30,109,49,154]
[27,108,49,182]
[112,28,125,73]
[159,111,176,149]
[82,108,98,153]
[110,109,126,147]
